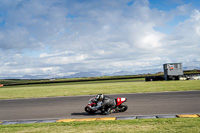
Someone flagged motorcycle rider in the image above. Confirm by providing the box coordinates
[89,94,116,115]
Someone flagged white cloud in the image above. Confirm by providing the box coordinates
[0,0,199,78]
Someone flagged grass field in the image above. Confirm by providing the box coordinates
[1,118,200,133]
[1,79,200,132]
[0,79,200,99]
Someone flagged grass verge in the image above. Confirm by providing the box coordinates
[0,80,200,99]
[1,118,200,133]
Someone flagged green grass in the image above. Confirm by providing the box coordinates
[0,80,200,99]
[1,118,200,133]
[1,79,200,132]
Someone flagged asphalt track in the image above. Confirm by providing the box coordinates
[0,91,200,121]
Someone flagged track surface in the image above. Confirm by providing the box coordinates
[0,91,200,121]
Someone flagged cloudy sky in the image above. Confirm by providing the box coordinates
[0,0,200,79]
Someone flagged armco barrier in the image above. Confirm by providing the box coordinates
[0,114,200,125]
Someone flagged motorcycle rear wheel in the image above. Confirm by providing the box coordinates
[118,102,128,112]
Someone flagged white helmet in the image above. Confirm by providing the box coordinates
[95,94,104,101]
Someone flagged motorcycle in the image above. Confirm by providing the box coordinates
[84,97,128,114]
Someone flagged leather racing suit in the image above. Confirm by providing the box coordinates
[90,95,116,115]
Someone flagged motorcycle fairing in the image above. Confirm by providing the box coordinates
[116,97,127,106]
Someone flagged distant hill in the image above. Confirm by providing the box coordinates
[1,67,200,79]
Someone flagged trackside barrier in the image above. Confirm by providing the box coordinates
[1,114,200,125]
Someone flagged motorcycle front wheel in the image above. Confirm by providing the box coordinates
[84,106,96,114]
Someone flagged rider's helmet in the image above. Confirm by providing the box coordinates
[95,94,104,101]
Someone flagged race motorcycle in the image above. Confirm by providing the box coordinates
[84,97,128,114]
